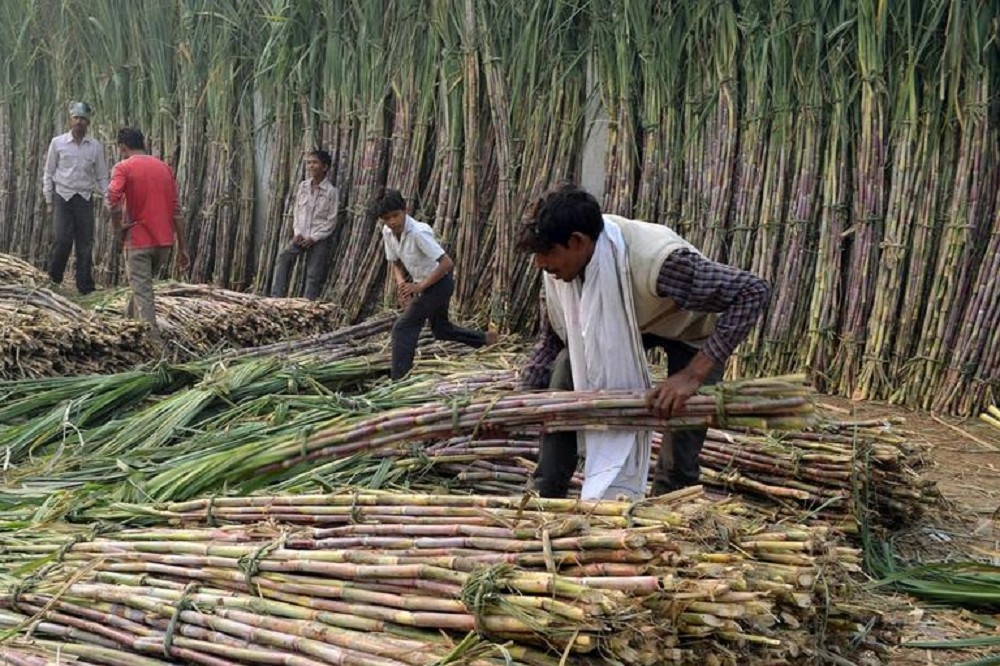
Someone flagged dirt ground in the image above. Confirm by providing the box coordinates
[818,396,1000,665]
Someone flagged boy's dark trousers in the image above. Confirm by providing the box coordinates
[390,272,487,380]
[270,236,333,300]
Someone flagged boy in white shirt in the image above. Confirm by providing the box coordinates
[375,188,496,379]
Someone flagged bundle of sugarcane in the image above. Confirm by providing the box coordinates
[233,311,397,360]
[689,419,939,530]
[0,342,512,470]
[0,253,47,286]
[0,373,812,514]
[980,405,1000,431]
[143,376,815,501]
[0,602,540,666]
[273,422,934,533]
[90,283,349,356]
[0,284,154,378]
[257,376,929,532]
[0,284,96,321]
[0,350,521,524]
[1,488,875,664]
[301,433,541,497]
[0,641,122,666]
[411,370,934,530]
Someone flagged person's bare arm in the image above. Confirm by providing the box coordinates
[391,259,412,306]
[172,211,190,270]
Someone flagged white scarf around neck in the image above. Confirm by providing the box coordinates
[544,218,651,500]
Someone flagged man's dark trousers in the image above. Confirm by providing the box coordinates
[532,335,724,498]
[49,193,95,294]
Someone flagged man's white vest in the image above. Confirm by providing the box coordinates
[546,214,718,346]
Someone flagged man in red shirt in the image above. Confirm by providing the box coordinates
[106,127,189,346]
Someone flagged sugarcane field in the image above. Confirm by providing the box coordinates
[2,1,1000,665]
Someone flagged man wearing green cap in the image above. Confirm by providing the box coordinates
[42,101,109,295]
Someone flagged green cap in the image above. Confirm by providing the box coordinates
[69,101,92,119]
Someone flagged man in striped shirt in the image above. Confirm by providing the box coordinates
[518,183,770,498]
[42,101,109,295]
[270,150,339,300]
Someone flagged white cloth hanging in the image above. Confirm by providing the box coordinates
[543,218,652,500]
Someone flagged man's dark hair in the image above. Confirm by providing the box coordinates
[116,127,146,150]
[309,149,332,169]
[373,188,407,219]
[516,182,604,253]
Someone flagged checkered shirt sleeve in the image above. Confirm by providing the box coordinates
[655,249,770,364]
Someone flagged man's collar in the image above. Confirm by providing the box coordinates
[400,215,419,237]
[61,132,93,144]
[380,215,415,239]
[307,177,333,187]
